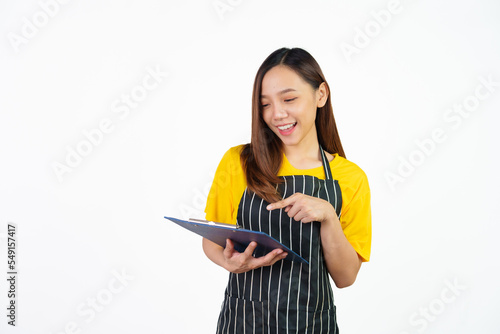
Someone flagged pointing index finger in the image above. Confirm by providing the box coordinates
[267,197,292,210]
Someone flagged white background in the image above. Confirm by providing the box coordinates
[1,0,499,333]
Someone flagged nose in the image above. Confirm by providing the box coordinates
[271,103,288,120]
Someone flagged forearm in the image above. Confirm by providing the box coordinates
[202,237,227,269]
[320,216,362,288]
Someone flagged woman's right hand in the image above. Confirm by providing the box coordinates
[222,239,287,274]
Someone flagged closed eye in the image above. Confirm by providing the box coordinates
[285,98,296,102]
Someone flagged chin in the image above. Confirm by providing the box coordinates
[279,138,300,147]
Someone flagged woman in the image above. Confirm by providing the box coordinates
[203,47,371,333]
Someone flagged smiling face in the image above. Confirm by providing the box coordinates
[260,65,328,151]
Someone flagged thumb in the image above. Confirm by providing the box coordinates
[224,239,234,253]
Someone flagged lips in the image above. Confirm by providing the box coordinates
[276,122,297,135]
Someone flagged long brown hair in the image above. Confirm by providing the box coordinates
[240,47,345,203]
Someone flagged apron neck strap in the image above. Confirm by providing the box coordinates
[319,144,333,180]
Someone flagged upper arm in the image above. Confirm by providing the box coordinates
[339,168,372,262]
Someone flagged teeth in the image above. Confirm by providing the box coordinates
[278,123,296,130]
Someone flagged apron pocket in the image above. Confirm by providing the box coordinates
[304,306,338,333]
[217,295,266,333]
[275,306,338,333]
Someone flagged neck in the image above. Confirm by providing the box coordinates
[283,132,321,165]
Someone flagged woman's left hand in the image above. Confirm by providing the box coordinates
[266,192,337,224]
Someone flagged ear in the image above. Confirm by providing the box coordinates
[316,82,329,108]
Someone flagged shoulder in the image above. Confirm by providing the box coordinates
[206,145,248,224]
[225,144,245,158]
[218,144,246,167]
[213,144,247,182]
[331,155,370,193]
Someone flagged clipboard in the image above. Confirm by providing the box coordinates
[164,216,308,265]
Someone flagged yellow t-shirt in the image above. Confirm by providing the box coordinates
[204,145,372,262]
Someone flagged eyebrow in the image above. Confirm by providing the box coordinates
[260,88,297,99]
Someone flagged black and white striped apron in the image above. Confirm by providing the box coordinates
[216,147,342,334]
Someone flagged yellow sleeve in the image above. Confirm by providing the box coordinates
[204,146,247,225]
[338,163,372,262]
